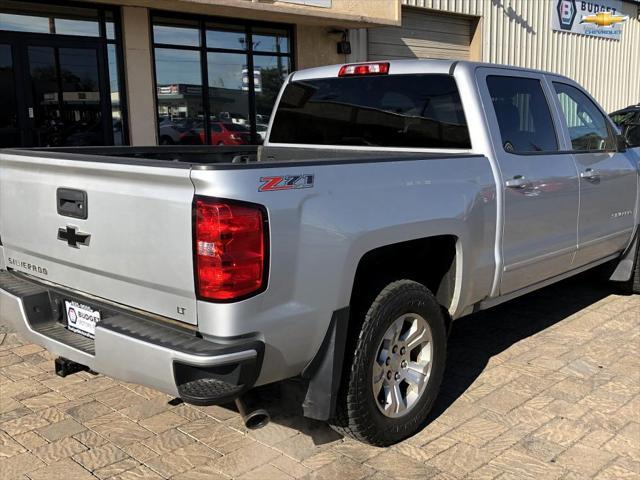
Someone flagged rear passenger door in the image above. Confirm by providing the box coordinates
[552,81,638,268]
[478,69,579,295]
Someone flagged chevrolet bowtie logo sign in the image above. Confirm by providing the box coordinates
[553,0,628,40]
[581,11,629,27]
[58,226,91,248]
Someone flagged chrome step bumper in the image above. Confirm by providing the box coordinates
[0,270,263,404]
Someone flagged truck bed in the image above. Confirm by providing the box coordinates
[1,145,478,169]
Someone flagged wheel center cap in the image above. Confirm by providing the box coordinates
[389,355,401,373]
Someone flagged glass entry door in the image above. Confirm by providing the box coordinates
[25,42,109,147]
[0,43,21,147]
[0,37,111,147]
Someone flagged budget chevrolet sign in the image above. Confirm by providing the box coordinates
[553,0,629,40]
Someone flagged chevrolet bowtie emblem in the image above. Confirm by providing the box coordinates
[580,12,629,27]
[58,226,91,248]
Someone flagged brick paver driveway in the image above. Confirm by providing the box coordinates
[1,273,639,479]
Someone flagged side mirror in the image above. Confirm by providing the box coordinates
[624,123,640,148]
[616,134,627,152]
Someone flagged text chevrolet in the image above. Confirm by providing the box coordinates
[1,60,638,446]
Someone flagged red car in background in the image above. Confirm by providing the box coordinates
[178,122,252,145]
[180,122,251,145]
[203,122,251,145]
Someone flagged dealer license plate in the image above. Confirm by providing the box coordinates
[65,300,100,339]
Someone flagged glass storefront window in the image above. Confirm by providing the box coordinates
[53,18,100,37]
[252,27,290,54]
[155,48,204,145]
[253,55,290,128]
[0,13,49,33]
[207,52,250,145]
[105,11,116,40]
[206,24,247,50]
[0,2,101,36]
[154,18,200,47]
[153,15,293,145]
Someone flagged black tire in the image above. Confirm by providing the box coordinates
[331,279,447,446]
[159,136,174,145]
[619,244,640,294]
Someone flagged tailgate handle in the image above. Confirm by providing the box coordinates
[57,188,88,220]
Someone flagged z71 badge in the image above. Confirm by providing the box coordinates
[259,174,314,192]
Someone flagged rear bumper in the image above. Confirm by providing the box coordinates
[0,270,263,405]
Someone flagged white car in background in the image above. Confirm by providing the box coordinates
[256,123,269,141]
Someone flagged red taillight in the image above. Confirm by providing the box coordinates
[195,198,266,301]
[338,62,390,77]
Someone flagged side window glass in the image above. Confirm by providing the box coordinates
[486,76,558,153]
[553,82,614,152]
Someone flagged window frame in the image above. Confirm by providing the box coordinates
[150,10,295,146]
[551,81,618,154]
[0,0,129,146]
[485,74,561,156]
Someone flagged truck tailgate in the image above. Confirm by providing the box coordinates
[0,152,197,325]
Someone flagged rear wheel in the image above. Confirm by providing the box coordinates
[331,279,447,446]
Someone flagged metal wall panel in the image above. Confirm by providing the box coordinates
[369,9,472,60]
[401,0,640,112]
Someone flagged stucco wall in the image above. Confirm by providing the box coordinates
[86,0,401,27]
[296,26,347,69]
[121,6,158,146]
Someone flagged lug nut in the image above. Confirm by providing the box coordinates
[387,371,392,380]
[385,357,390,366]
[401,360,407,368]
[400,347,406,355]
[394,372,401,380]
[392,345,398,354]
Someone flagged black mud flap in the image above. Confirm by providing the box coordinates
[609,230,639,282]
[301,307,349,421]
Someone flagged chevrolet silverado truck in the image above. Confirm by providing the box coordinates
[1,60,638,446]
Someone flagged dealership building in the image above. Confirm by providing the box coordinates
[0,0,638,148]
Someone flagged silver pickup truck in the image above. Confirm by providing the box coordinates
[1,60,638,446]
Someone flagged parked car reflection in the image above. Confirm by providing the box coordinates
[203,122,251,145]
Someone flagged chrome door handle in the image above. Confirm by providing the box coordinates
[580,168,600,180]
[505,175,529,188]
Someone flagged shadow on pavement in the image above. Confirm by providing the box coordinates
[221,271,617,445]
[429,271,614,420]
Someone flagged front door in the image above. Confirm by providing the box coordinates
[478,68,580,295]
[0,37,111,147]
[552,81,638,267]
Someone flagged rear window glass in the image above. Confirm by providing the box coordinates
[269,74,471,149]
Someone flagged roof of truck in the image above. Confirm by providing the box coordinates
[290,59,572,83]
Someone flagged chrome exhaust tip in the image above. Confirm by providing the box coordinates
[235,397,270,430]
